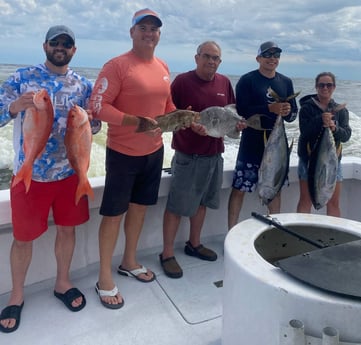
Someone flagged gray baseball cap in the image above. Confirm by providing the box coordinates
[257,41,282,56]
[45,25,75,43]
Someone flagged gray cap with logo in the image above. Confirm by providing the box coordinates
[45,25,75,43]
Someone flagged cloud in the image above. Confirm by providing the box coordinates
[0,0,360,79]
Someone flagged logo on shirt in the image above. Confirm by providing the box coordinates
[95,77,108,94]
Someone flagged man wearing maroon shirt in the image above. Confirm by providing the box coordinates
[159,41,238,278]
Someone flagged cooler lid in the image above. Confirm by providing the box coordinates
[275,239,361,299]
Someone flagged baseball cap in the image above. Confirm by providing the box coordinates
[132,8,162,27]
[257,41,282,56]
[45,25,75,43]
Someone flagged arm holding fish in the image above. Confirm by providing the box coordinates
[190,122,208,136]
[299,103,325,141]
[322,111,336,130]
[268,101,291,117]
[91,95,160,136]
[0,86,35,125]
[9,92,38,117]
[332,107,352,143]
[268,87,298,121]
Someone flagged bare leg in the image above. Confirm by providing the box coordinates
[98,215,123,305]
[228,188,245,230]
[54,225,84,308]
[327,182,341,217]
[297,180,312,213]
[268,192,281,214]
[189,205,206,247]
[0,240,32,330]
[162,209,182,259]
[120,203,153,281]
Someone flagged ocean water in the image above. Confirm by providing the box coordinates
[0,64,360,189]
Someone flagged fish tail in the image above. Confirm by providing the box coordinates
[12,163,33,193]
[75,179,94,205]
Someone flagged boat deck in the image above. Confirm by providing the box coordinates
[0,236,225,345]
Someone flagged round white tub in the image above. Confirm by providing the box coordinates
[223,213,361,345]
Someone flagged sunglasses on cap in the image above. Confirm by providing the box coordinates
[48,40,74,49]
[261,51,281,58]
[317,83,335,89]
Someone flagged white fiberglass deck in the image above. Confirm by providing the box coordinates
[0,237,224,345]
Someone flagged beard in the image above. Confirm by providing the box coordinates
[45,49,73,67]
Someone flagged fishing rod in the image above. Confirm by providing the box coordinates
[251,212,325,249]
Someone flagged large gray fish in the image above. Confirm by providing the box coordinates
[135,109,200,133]
[199,104,272,139]
[307,100,345,210]
[308,127,338,210]
[258,115,293,205]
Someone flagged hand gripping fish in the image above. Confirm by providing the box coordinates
[199,104,273,139]
[308,99,346,209]
[12,89,54,192]
[135,109,200,133]
[65,105,94,205]
[258,115,293,206]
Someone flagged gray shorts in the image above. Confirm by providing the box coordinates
[298,157,343,182]
[166,151,223,217]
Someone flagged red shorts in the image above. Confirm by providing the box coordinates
[10,174,89,241]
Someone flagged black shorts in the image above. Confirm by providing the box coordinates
[100,146,164,216]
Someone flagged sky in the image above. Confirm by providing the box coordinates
[1,0,361,80]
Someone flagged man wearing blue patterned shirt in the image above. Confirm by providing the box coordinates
[0,25,96,333]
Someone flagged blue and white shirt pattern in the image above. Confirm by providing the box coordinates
[0,64,93,182]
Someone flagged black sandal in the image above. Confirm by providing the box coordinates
[0,302,24,333]
[54,287,86,312]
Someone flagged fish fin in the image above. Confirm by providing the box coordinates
[332,103,346,113]
[267,87,281,102]
[225,104,238,113]
[75,179,94,205]
[12,163,32,193]
[226,130,241,139]
[246,114,273,131]
[268,87,301,102]
[288,138,294,155]
[285,90,301,101]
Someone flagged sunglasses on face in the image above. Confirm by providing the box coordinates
[261,51,281,58]
[48,40,74,49]
[317,83,335,89]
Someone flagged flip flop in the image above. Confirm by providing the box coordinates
[54,287,86,312]
[95,282,124,310]
[117,265,156,283]
[0,302,24,333]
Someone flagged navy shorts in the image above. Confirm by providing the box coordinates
[100,146,164,216]
[231,160,259,193]
[166,151,223,217]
